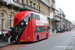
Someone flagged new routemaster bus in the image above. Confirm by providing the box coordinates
[11,11,50,43]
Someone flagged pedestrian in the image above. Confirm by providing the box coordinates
[54,29,56,33]
[58,29,60,33]
[3,29,6,41]
[52,29,54,33]
[56,29,58,33]
[7,30,12,44]
[1,28,3,35]
[5,29,12,44]
[5,30,9,43]
[2,29,8,42]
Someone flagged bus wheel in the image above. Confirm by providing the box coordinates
[17,42,21,44]
[46,34,48,39]
[37,35,39,41]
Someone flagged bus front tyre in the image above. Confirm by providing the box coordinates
[37,35,39,41]
[46,34,48,39]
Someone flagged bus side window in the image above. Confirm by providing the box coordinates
[31,14,34,18]
[37,15,40,20]
[35,14,40,20]
[28,17,30,22]
[32,14,40,20]
[35,14,37,19]
[40,15,43,21]
[33,14,35,19]
[47,25,50,31]
[44,17,48,21]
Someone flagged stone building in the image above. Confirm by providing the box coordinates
[0,0,51,34]
[65,19,73,30]
[59,9,65,30]
[48,0,56,33]
[54,9,66,31]
[54,9,61,30]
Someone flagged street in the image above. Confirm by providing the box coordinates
[0,30,75,50]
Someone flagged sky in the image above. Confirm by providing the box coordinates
[56,0,75,25]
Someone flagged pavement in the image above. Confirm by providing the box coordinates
[0,28,75,48]
[0,32,60,48]
[0,42,10,48]
[50,32,60,36]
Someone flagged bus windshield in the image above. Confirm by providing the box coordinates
[15,14,32,35]
[15,20,26,35]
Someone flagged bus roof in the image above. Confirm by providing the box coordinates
[14,11,47,26]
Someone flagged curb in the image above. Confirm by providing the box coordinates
[50,32,65,36]
[0,43,13,48]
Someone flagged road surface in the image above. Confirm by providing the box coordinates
[0,29,75,50]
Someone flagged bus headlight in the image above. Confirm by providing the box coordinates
[15,36,18,40]
[16,36,18,38]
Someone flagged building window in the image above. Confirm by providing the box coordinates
[52,0,55,3]
[26,0,28,5]
[13,0,18,3]
[17,0,18,3]
[18,0,23,4]
[1,13,5,29]
[22,0,24,5]
[10,14,13,27]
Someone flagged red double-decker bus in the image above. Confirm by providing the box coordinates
[11,11,50,43]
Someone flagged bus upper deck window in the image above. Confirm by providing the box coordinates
[28,17,30,22]
[23,14,32,25]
